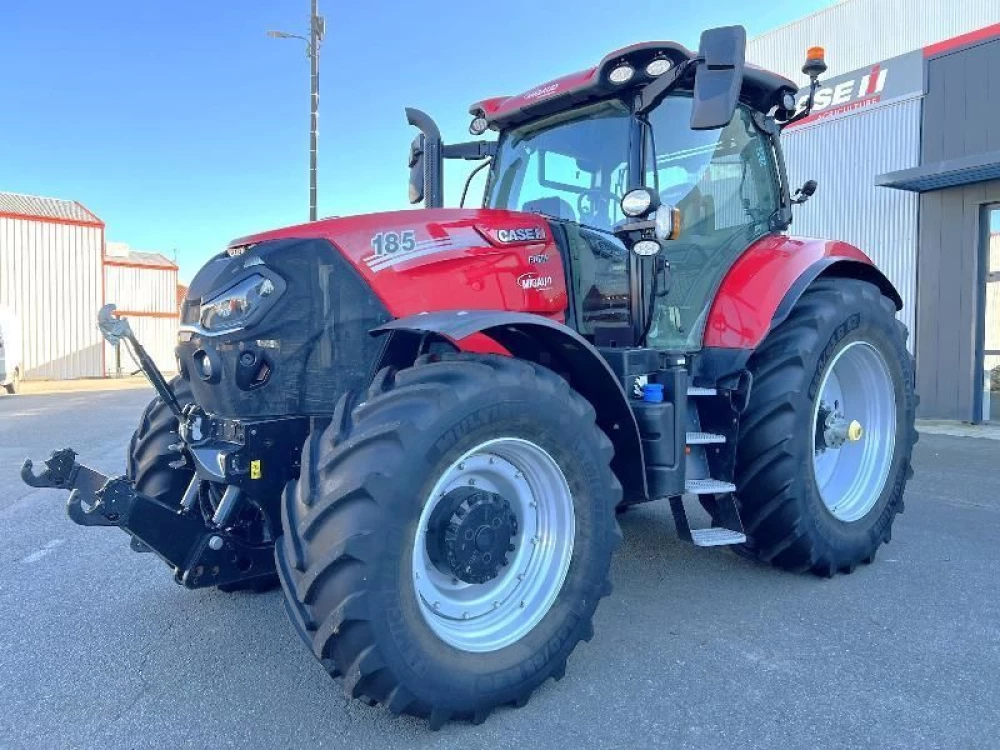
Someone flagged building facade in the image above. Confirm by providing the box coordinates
[103,243,180,376]
[0,191,179,381]
[0,192,105,379]
[748,0,1000,422]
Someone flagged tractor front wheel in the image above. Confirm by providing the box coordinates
[275,353,621,727]
[734,278,917,576]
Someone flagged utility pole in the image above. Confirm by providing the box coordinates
[268,2,325,221]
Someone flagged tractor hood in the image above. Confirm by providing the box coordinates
[177,208,568,418]
[227,208,568,320]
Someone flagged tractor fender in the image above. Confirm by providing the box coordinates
[373,311,648,503]
[703,235,902,350]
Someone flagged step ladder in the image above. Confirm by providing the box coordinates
[673,387,747,547]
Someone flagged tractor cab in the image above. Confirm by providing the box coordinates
[408,27,804,353]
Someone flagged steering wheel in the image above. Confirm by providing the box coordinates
[576,188,619,224]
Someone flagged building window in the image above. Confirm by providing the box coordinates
[984,206,1000,423]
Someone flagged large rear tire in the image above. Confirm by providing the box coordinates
[734,278,917,576]
[276,353,621,727]
[127,377,279,593]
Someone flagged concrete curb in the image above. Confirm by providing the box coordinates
[917,420,1000,441]
[16,377,154,396]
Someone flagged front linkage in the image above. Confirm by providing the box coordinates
[21,307,308,589]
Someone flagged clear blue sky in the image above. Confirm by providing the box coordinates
[1,0,835,281]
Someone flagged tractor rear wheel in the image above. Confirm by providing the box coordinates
[734,278,917,576]
[127,377,279,592]
[275,353,621,727]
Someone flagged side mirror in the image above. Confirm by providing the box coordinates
[792,179,818,205]
[690,25,746,131]
[408,134,425,205]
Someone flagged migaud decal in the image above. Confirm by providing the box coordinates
[517,272,554,291]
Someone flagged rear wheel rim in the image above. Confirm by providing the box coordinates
[811,341,897,522]
[412,438,575,653]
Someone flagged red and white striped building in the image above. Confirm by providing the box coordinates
[0,191,179,380]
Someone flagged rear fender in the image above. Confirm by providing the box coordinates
[704,235,902,350]
[373,311,648,504]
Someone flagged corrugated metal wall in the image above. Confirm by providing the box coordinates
[781,99,922,343]
[748,0,1000,82]
[103,264,178,374]
[0,217,104,379]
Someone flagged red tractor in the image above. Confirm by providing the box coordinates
[24,26,916,727]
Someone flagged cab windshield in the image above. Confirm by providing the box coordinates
[485,101,632,234]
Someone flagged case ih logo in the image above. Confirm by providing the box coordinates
[789,49,924,128]
[495,227,546,243]
[517,272,553,291]
[795,65,888,116]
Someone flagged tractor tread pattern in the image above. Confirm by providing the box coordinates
[276,353,621,728]
[733,278,918,577]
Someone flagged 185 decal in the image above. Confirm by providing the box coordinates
[371,230,416,256]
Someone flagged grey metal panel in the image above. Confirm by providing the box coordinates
[102,264,178,375]
[0,217,104,379]
[748,0,1000,83]
[915,180,1000,420]
[877,150,1000,192]
[923,38,1000,164]
[781,98,922,346]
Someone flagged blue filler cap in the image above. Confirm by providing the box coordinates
[642,383,664,403]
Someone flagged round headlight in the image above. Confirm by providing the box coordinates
[632,240,661,256]
[646,58,672,77]
[469,116,489,136]
[621,188,653,217]
[782,92,797,111]
[608,64,635,85]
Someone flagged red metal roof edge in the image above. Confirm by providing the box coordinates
[102,257,179,271]
[924,22,1000,57]
[0,210,105,228]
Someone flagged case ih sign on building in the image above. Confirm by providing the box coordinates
[789,49,925,127]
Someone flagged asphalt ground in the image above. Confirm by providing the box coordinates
[1,388,998,749]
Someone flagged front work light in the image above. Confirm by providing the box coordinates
[646,58,672,77]
[632,240,661,256]
[620,187,659,218]
[608,64,635,85]
[469,116,489,136]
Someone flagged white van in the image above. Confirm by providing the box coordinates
[0,307,23,394]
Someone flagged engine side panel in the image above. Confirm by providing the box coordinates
[703,234,885,349]
[231,209,568,322]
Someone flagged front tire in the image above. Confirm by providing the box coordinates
[276,353,621,727]
[734,279,917,576]
[127,377,278,592]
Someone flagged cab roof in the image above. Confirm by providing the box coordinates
[470,41,797,130]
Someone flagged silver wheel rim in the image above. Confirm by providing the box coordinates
[811,341,897,522]
[412,438,575,653]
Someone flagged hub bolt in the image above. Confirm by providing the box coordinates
[208,535,224,551]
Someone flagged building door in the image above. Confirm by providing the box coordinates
[983,206,1000,423]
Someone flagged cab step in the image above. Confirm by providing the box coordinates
[686,431,726,445]
[669,490,746,547]
[690,527,747,547]
[684,478,735,494]
[687,386,717,396]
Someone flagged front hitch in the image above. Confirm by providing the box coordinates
[22,449,117,527]
[21,448,277,588]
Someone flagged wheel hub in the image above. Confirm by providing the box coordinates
[427,487,518,584]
